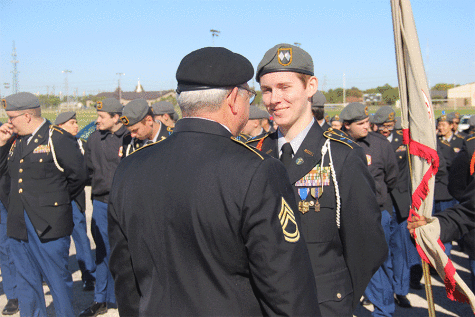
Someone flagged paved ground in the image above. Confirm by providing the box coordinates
[0,186,472,316]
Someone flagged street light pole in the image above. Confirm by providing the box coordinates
[117,73,125,103]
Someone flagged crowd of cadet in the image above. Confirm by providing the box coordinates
[0,43,473,317]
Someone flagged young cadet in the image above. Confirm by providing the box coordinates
[54,111,96,292]
[151,100,178,128]
[120,99,170,156]
[108,47,320,316]
[80,98,131,317]
[311,91,331,130]
[0,92,87,317]
[239,106,270,141]
[438,113,464,154]
[247,43,387,316]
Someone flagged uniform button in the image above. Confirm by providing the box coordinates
[39,159,43,163]
[19,159,24,163]
[18,189,23,194]
[336,293,342,299]
[309,201,315,206]
[54,202,58,206]
[18,179,22,183]
[19,168,23,173]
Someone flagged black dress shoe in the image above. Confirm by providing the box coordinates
[2,298,19,315]
[360,297,372,306]
[83,280,95,291]
[395,294,412,308]
[410,280,423,290]
[79,302,107,317]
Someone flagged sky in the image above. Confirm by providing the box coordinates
[0,0,473,97]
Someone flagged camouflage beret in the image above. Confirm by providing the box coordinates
[373,106,396,125]
[176,47,253,93]
[340,102,369,122]
[96,98,122,113]
[256,43,314,81]
[120,99,150,126]
[248,106,269,120]
[2,92,40,111]
[54,111,76,125]
[152,101,175,115]
[311,91,326,109]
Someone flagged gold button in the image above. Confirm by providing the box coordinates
[18,189,23,194]
[18,179,22,183]
[39,159,43,163]
[34,139,38,143]
[309,201,315,207]
[19,159,24,163]
[336,293,342,299]
[54,202,58,206]
[19,169,23,173]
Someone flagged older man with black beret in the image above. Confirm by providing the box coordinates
[0,92,87,317]
[108,46,320,316]
[247,44,387,316]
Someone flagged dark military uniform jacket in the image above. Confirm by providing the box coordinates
[353,132,399,213]
[389,130,411,222]
[124,123,173,157]
[0,121,87,240]
[435,139,455,201]
[85,125,131,203]
[247,122,387,313]
[108,118,320,316]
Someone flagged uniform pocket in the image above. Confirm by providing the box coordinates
[39,191,70,207]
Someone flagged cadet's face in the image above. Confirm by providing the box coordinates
[331,121,342,130]
[127,120,153,140]
[260,72,313,130]
[6,110,29,135]
[241,119,260,135]
[437,121,452,137]
[346,117,370,140]
[59,119,79,136]
[452,119,459,131]
[378,121,395,137]
[96,112,118,131]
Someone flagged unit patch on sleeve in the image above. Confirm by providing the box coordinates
[278,197,300,243]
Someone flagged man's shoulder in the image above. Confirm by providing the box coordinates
[323,128,359,150]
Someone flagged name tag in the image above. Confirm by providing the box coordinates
[295,165,330,187]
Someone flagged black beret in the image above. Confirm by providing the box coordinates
[3,92,40,111]
[96,98,122,113]
[311,91,326,109]
[176,47,254,93]
[152,101,175,115]
[248,106,269,120]
[340,102,369,122]
[256,43,314,81]
[120,99,150,126]
[54,111,76,125]
[373,106,396,124]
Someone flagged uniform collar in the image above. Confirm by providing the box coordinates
[173,117,233,138]
[277,118,314,157]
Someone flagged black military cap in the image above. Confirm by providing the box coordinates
[248,106,269,120]
[373,106,396,125]
[54,111,76,125]
[256,43,314,81]
[311,91,326,109]
[340,102,369,122]
[96,98,122,113]
[120,99,150,126]
[176,47,254,94]
[152,101,175,115]
[2,92,40,111]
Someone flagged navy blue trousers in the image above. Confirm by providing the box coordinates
[0,201,17,299]
[91,200,115,304]
[71,201,96,282]
[10,211,73,317]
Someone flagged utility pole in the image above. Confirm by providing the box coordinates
[62,70,72,102]
[116,73,125,103]
[46,85,49,96]
[210,29,220,46]
[11,41,19,94]
[343,73,346,106]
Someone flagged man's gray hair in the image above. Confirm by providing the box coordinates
[177,88,247,117]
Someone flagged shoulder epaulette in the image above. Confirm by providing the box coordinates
[127,138,166,156]
[396,130,403,135]
[231,138,264,160]
[456,134,465,139]
[245,132,270,144]
[49,125,64,134]
[233,133,250,142]
[323,128,358,149]
[440,139,451,147]
[467,134,475,142]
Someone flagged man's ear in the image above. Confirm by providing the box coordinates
[227,87,240,115]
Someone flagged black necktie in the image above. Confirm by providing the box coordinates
[18,134,31,155]
[280,142,293,168]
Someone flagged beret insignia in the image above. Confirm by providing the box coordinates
[278,197,300,243]
[277,48,292,66]
[1,99,6,109]
[120,116,130,126]
[96,101,103,110]
[455,112,460,118]
[334,114,340,120]
[440,115,447,121]
[364,106,369,116]
[388,112,395,121]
